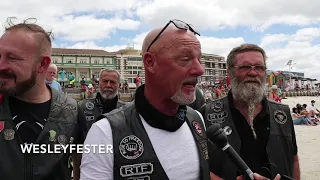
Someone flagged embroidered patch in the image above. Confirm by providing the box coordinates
[211,101,223,112]
[223,126,232,136]
[0,121,4,132]
[274,110,287,124]
[85,116,95,121]
[192,120,203,137]
[53,102,76,111]
[83,110,93,115]
[200,139,209,160]
[207,111,228,124]
[4,129,15,140]
[70,137,74,144]
[49,130,57,142]
[120,163,153,177]
[119,135,144,160]
[85,102,94,110]
[127,175,150,180]
[58,135,68,145]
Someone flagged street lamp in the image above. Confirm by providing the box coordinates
[286,60,296,90]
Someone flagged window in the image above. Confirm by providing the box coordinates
[80,72,88,79]
[79,58,88,64]
[94,60,99,64]
[128,78,134,83]
[105,58,113,64]
[64,58,74,63]
[127,57,142,61]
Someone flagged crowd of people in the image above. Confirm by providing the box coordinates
[0,17,300,180]
[291,100,320,126]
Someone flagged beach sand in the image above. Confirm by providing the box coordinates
[281,96,320,180]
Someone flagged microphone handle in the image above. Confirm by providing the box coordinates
[222,143,254,180]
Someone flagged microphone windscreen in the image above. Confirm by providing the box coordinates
[206,123,228,148]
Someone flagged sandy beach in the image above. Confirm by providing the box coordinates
[281,96,320,180]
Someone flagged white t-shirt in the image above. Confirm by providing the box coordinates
[309,105,317,112]
[80,111,206,180]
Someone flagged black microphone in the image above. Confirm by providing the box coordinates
[207,123,254,180]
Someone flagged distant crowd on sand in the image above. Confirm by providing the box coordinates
[291,100,320,126]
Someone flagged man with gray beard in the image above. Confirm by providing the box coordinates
[200,44,300,180]
[78,68,127,132]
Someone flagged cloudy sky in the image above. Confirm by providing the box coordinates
[1,0,320,79]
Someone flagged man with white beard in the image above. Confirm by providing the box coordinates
[200,44,300,180]
[78,69,127,131]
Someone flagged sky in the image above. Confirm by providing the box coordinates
[1,0,320,79]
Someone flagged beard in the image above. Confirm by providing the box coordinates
[0,68,37,96]
[170,77,198,105]
[231,74,266,105]
[170,88,196,105]
[100,88,118,100]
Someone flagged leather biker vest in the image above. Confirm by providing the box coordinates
[98,102,210,180]
[203,97,294,179]
[0,87,79,180]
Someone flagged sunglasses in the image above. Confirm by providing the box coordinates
[146,19,200,52]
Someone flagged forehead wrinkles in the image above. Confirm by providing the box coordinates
[162,37,201,52]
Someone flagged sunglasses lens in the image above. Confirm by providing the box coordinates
[172,20,188,29]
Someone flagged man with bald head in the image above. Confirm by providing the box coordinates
[80,19,210,180]
[0,18,86,180]
[46,63,62,93]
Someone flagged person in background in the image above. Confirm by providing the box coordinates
[309,100,320,118]
[269,85,281,102]
[135,73,141,88]
[87,84,94,98]
[91,74,98,92]
[78,69,127,131]
[292,107,316,126]
[123,80,129,93]
[59,68,66,87]
[68,72,75,88]
[45,63,62,93]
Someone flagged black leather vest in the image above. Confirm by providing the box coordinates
[79,94,127,131]
[203,97,294,180]
[0,88,79,180]
[98,102,210,180]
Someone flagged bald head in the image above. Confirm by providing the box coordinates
[142,25,199,56]
[46,64,58,81]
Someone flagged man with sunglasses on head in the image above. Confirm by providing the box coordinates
[80,20,210,180]
[199,44,300,180]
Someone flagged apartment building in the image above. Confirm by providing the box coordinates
[115,47,145,88]
[50,47,227,87]
[200,53,227,83]
[51,48,116,85]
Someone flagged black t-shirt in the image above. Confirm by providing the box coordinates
[9,97,51,143]
[227,92,298,178]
